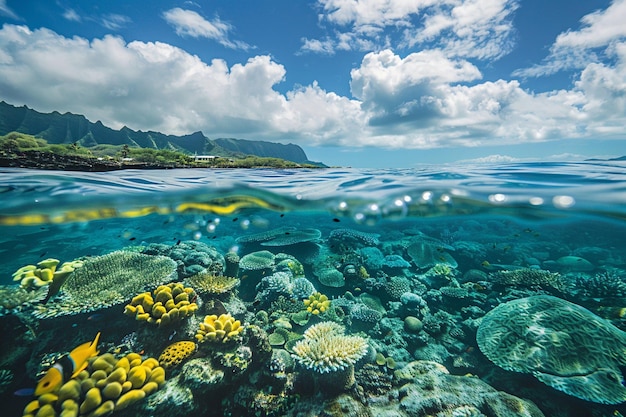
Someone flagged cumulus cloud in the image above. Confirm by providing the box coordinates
[301,0,518,60]
[514,0,626,77]
[0,24,624,151]
[163,8,252,50]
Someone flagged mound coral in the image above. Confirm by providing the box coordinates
[158,341,197,369]
[239,250,275,271]
[13,258,83,290]
[186,272,239,295]
[477,295,626,405]
[303,292,331,315]
[124,283,197,327]
[22,352,165,417]
[33,251,178,319]
[195,313,244,343]
[291,321,368,373]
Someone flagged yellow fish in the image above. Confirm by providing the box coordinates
[35,332,101,395]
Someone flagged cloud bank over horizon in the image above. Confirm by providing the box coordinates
[0,0,624,154]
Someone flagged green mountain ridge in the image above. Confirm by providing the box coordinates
[0,101,315,164]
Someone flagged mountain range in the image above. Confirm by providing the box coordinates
[0,101,317,165]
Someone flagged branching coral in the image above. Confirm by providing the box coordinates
[291,321,368,373]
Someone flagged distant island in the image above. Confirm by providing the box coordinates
[0,101,326,171]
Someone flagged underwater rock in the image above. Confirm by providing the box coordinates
[477,295,626,404]
[180,358,225,393]
[393,361,545,417]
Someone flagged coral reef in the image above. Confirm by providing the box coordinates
[124,283,197,327]
[142,241,225,277]
[33,251,178,319]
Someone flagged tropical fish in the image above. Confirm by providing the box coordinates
[35,332,101,396]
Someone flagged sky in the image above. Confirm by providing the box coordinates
[0,0,625,167]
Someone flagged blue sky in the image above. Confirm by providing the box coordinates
[0,0,625,167]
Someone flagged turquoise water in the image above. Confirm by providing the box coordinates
[1,162,626,417]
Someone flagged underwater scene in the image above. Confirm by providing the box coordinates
[1,162,626,417]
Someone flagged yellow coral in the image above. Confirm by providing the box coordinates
[186,272,240,295]
[12,259,83,290]
[23,352,163,417]
[303,292,331,315]
[124,282,198,327]
[158,340,197,369]
[195,313,244,343]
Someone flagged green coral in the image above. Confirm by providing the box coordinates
[477,295,626,405]
[32,251,177,319]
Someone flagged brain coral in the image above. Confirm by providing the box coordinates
[33,251,178,319]
[291,321,368,373]
[159,341,197,369]
[477,295,626,405]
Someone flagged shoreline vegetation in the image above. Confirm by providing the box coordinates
[0,132,322,171]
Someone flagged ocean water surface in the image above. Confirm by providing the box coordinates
[1,162,626,417]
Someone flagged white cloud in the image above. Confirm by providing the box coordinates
[163,8,251,50]
[299,37,335,55]
[101,14,131,31]
[0,25,624,152]
[302,0,518,60]
[63,8,81,22]
[514,0,626,77]
[0,0,18,19]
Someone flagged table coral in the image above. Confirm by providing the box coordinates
[124,282,198,327]
[195,313,244,343]
[32,251,178,319]
[186,272,239,295]
[22,352,165,417]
